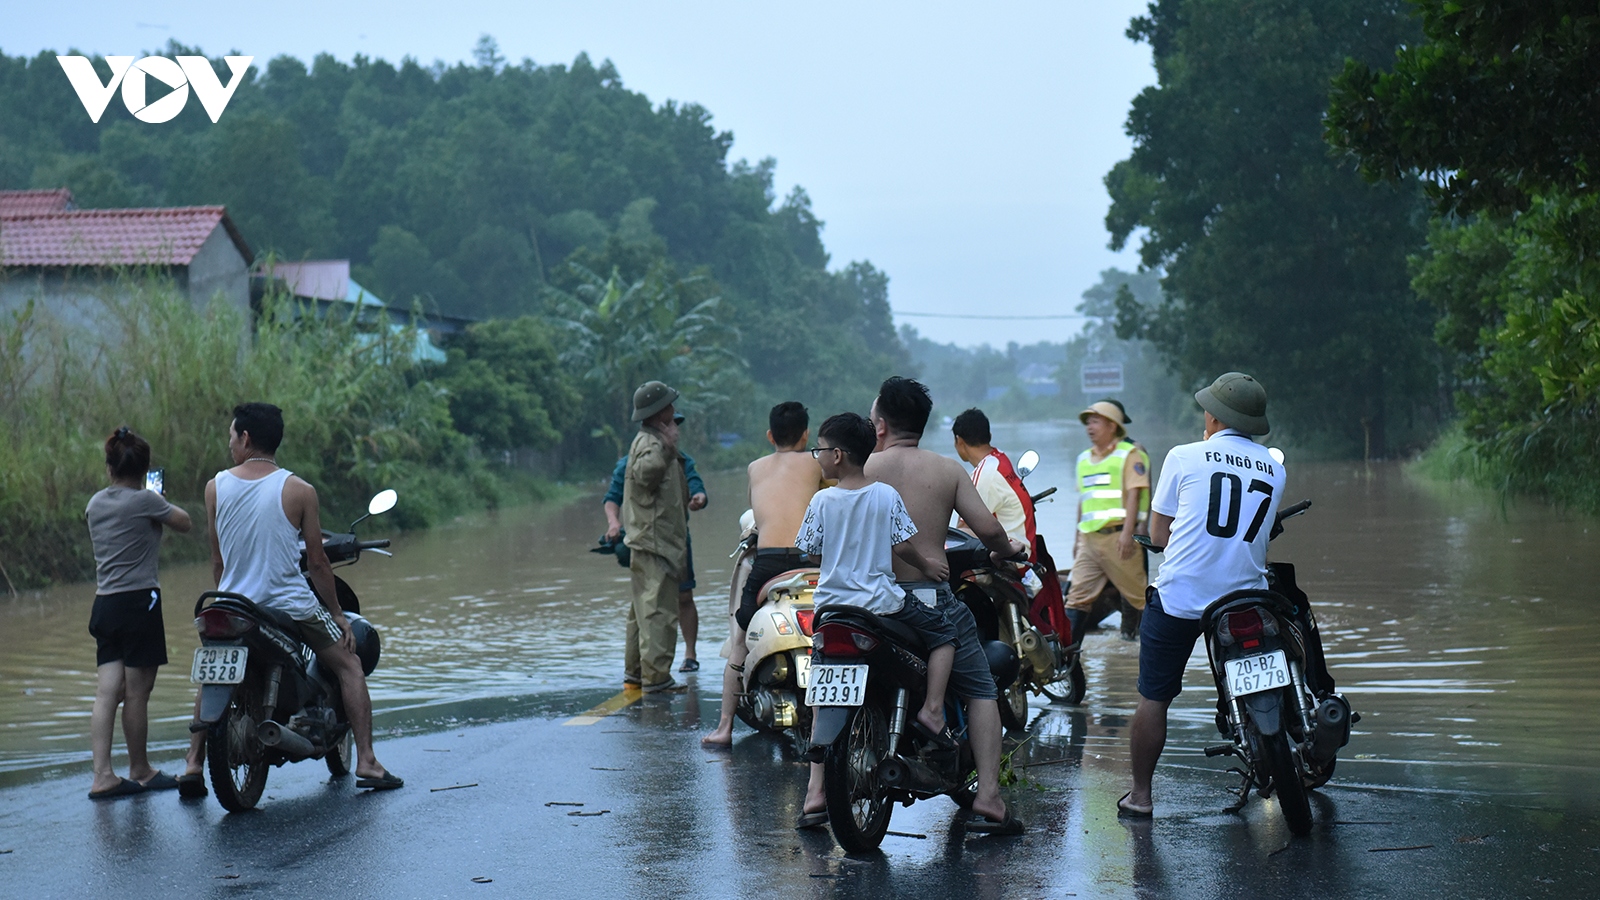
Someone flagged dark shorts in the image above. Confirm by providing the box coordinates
[736,548,813,631]
[680,532,696,593]
[1136,588,1205,703]
[902,581,997,702]
[89,588,168,668]
[884,591,958,650]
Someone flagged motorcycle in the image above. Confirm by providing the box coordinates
[727,516,819,751]
[948,450,1087,729]
[805,598,1021,852]
[1146,497,1357,835]
[189,489,397,812]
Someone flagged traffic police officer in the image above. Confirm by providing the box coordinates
[1065,400,1151,643]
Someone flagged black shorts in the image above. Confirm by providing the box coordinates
[736,548,813,631]
[680,532,696,593]
[88,587,168,668]
[1136,588,1205,703]
[883,592,957,650]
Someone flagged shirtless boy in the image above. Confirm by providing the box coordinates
[702,402,828,746]
[848,376,1027,835]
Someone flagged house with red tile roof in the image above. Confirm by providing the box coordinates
[0,188,253,323]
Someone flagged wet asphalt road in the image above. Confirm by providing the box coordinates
[3,683,1597,900]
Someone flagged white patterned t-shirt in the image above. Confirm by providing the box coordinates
[795,482,917,614]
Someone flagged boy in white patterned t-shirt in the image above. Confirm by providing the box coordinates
[796,412,957,748]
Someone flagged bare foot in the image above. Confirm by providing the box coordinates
[701,726,733,747]
[89,774,123,794]
[916,708,947,737]
[970,797,1007,823]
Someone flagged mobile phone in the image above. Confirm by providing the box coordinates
[144,468,165,495]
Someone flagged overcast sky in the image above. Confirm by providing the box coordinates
[9,1,1156,347]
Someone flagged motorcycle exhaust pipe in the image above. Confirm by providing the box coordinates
[876,754,944,793]
[257,720,316,761]
[1018,628,1055,678]
[1308,696,1351,763]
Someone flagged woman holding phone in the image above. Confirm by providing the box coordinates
[84,427,192,799]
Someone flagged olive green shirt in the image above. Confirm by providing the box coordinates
[621,425,689,568]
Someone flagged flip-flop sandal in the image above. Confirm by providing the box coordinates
[176,773,208,798]
[965,811,1026,836]
[139,772,180,791]
[795,810,829,830]
[356,772,405,791]
[910,719,958,751]
[1117,791,1153,819]
[678,659,700,673]
[88,777,147,801]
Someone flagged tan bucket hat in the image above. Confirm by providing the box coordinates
[630,380,679,422]
[1078,400,1129,435]
[1195,372,1269,435]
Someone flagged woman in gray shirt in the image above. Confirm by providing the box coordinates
[85,427,192,800]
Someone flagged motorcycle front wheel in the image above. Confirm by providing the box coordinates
[823,701,893,853]
[208,690,269,812]
[1262,730,1312,836]
[1040,657,1087,705]
[994,613,1031,731]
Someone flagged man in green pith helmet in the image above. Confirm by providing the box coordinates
[1065,400,1151,645]
[620,381,691,693]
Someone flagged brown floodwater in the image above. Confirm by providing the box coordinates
[3,422,1597,812]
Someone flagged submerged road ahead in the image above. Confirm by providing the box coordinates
[1,681,1595,899]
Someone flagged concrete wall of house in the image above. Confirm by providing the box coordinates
[184,224,250,314]
[0,268,159,336]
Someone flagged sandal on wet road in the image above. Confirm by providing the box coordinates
[356,772,405,791]
[88,778,146,801]
[1117,791,1153,819]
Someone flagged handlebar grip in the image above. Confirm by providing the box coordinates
[1030,486,1058,504]
[356,539,391,550]
[1276,499,1312,520]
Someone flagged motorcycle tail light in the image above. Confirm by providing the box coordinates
[196,608,255,639]
[795,609,815,636]
[818,623,878,656]
[1219,609,1263,646]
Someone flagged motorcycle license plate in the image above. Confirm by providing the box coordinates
[795,652,814,689]
[805,665,867,707]
[190,646,248,684]
[1224,649,1290,698]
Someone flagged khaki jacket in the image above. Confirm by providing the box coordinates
[621,425,689,568]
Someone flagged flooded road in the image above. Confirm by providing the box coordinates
[3,422,1598,814]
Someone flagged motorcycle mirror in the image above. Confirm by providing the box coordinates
[368,489,398,517]
[1268,447,1285,465]
[1016,449,1040,479]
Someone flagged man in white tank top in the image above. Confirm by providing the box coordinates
[181,403,401,790]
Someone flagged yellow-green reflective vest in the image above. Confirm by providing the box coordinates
[1076,440,1149,533]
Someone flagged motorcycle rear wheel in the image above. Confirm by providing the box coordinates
[1262,730,1312,836]
[823,701,893,853]
[208,692,269,812]
[325,724,356,777]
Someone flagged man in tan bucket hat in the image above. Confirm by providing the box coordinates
[621,380,691,692]
[1065,400,1152,648]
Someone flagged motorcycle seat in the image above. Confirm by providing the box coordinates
[815,606,928,653]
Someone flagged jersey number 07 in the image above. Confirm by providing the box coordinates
[1206,472,1274,542]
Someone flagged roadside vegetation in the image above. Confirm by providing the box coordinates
[0,276,542,590]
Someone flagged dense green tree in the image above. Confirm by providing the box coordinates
[1106,0,1437,457]
[433,316,581,453]
[1327,1,1600,216]
[1327,2,1600,507]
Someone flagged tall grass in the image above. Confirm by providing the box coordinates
[0,274,516,591]
[1414,419,1600,516]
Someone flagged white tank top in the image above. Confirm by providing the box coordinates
[215,468,318,616]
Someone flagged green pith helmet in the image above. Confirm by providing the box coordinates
[631,380,679,422]
[1195,372,1269,435]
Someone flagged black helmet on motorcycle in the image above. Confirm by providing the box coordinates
[345,613,381,675]
[982,640,1020,691]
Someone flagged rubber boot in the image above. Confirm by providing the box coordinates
[1064,608,1087,649]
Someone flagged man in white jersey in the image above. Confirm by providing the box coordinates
[181,403,400,790]
[1119,373,1282,818]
